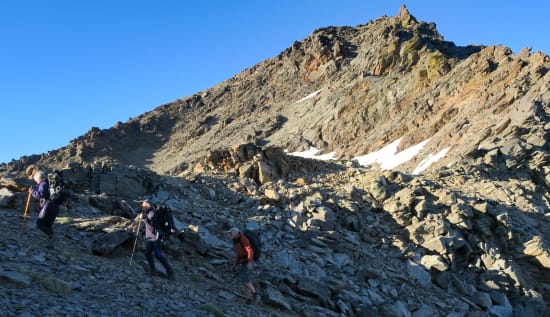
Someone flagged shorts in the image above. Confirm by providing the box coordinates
[237,263,253,284]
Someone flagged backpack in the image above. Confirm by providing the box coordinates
[153,204,175,240]
[243,229,262,261]
[48,171,67,204]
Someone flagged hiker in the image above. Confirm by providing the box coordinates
[229,227,258,302]
[28,170,59,247]
[139,199,174,279]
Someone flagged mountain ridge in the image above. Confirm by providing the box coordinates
[4,6,546,179]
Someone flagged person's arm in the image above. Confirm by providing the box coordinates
[31,182,48,200]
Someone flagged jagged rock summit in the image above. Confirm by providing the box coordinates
[0,6,549,317]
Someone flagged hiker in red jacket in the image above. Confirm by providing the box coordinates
[229,227,258,303]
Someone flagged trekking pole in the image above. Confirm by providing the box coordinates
[129,218,141,265]
[19,190,33,236]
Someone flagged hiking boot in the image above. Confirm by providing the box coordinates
[167,270,175,280]
[150,269,169,279]
[45,235,56,249]
[245,291,259,304]
[253,292,261,303]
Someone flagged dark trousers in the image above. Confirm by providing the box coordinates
[144,240,171,273]
[36,202,59,237]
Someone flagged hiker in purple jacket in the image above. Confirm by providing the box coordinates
[29,170,59,248]
[139,199,174,279]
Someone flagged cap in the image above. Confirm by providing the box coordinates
[134,198,153,204]
[228,227,240,234]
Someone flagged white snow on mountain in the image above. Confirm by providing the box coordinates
[295,89,323,103]
[288,147,336,160]
[413,147,450,175]
[289,137,450,174]
[354,138,429,170]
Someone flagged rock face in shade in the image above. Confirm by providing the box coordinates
[0,5,549,317]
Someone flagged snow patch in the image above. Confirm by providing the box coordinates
[354,138,429,170]
[413,147,450,175]
[288,147,336,160]
[287,137,450,174]
[295,89,323,103]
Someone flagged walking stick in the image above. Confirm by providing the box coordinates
[19,190,33,236]
[129,218,141,265]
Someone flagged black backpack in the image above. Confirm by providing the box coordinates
[243,229,262,261]
[48,171,67,204]
[153,204,175,240]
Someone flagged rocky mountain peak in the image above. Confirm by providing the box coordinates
[398,4,419,27]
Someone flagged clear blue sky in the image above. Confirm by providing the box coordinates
[1,1,548,164]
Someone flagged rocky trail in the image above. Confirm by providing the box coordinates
[1,206,294,316]
[1,152,549,316]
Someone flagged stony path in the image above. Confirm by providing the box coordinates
[0,209,290,317]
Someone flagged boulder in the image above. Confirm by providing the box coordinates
[181,224,229,257]
[420,254,449,271]
[92,230,132,255]
[307,205,336,231]
[293,278,332,305]
[407,260,431,288]
[264,285,292,310]
[0,270,32,288]
[0,188,15,208]
[523,235,550,268]
[471,290,492,309]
